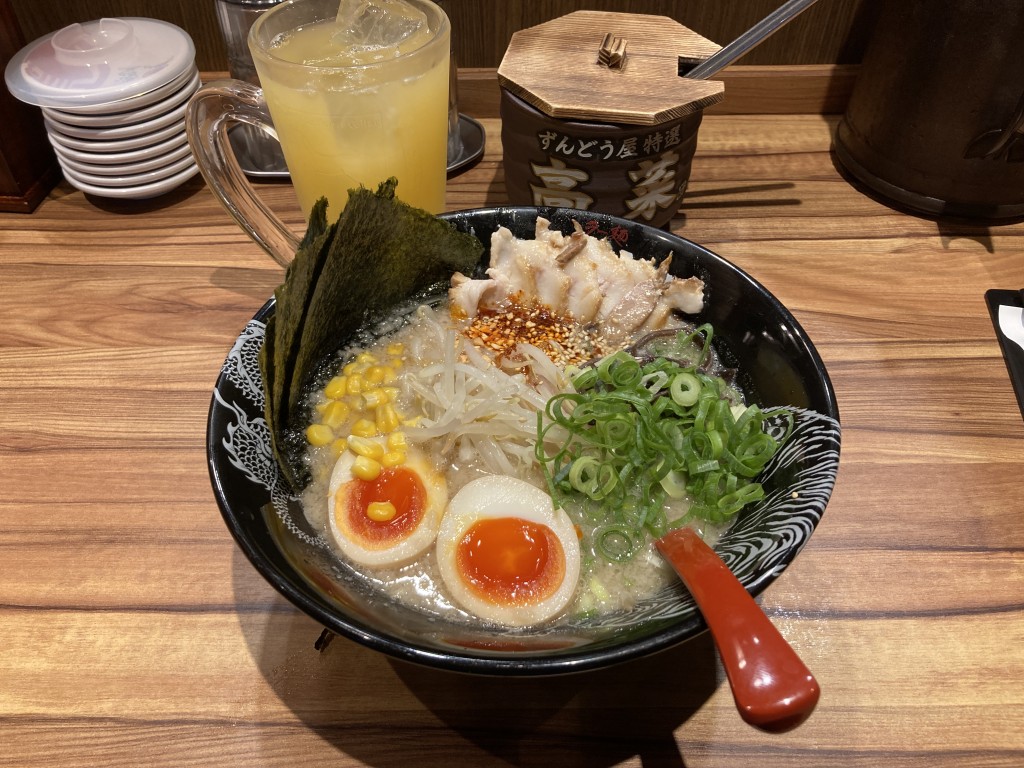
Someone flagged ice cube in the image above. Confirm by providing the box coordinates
[332,0,430,60]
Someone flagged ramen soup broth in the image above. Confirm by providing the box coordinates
[298,294,736,628]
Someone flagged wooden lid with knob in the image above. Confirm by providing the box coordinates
[497,10,724,127]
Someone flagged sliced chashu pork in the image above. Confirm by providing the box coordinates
[450,221,570,316]
[448,218,705,331]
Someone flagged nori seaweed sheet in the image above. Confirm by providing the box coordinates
[258,199,336,490]
[259,179,484,492]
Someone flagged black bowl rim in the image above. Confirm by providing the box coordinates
[207,205,840,676]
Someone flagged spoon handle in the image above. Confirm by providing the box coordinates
[683,0,821,80]
[655,526,820,732]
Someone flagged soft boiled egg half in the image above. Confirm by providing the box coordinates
[436,475,581,627]
[328,441,447,568]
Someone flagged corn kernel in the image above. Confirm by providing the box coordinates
[350,418,378,438]
[321,399,351,429]
[330,437,348,458]
[379,366,398,384]
[366,501,396,522]
[386,431,408,451]
[351,455,381,481]
[365,365,387,384]
[324,375,348,400]
[348,435,384,460]
[381,386,400,402]
[356,351,378,364]
[386,342,405,356]
[305,424,334,446]
[360,388,389,408]
[381,450,406,467]
[402,415,423,427]
[346,374,365,395]
[375,403,400,433]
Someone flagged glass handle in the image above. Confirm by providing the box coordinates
[186,79,300,267]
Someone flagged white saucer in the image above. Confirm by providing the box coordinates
[43,70,200,128]
[51,64,199,116]
[45,116,186,153]
[48,131,188,165]
[61,160,200,199]
[59,151,196,188]
[53,140,194,176]
[44,97,189,141]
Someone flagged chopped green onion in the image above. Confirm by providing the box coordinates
[568,456,618,500]
[660,469,688,499]
[594,524,636,562]
[670,372,701,406]
[571,366,598,391]
[536,324,792,563]
[641,370,671,394]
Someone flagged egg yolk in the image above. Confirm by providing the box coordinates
[339,466,425,548]
[456,517,565,606]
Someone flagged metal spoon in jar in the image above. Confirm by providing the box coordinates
[681,0,822,80]
[656,526,820,732]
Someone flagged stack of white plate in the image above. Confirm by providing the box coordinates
[5,17,200,200]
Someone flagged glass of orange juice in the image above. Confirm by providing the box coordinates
[187,0,450,266]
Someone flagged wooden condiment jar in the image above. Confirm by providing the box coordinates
[498,11,723,229]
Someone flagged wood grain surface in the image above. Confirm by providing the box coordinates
[496,10,725,124]
[458,65,859,119]
[2,110,1024,767]
[6,0,876,71]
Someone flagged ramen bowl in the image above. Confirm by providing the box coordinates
[208,206,841,675]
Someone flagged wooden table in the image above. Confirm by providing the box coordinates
[3,110,1023,767]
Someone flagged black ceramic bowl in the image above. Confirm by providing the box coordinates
[208,206,841,675]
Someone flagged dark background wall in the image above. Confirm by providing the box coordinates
[9,0,878,71]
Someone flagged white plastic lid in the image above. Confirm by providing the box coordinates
[4,17,196,109]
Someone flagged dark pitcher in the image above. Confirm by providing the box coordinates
[834,0,1024,220]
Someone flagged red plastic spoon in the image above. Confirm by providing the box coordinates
[655,526,820,732]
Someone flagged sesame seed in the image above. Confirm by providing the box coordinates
[461,303,608,366]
